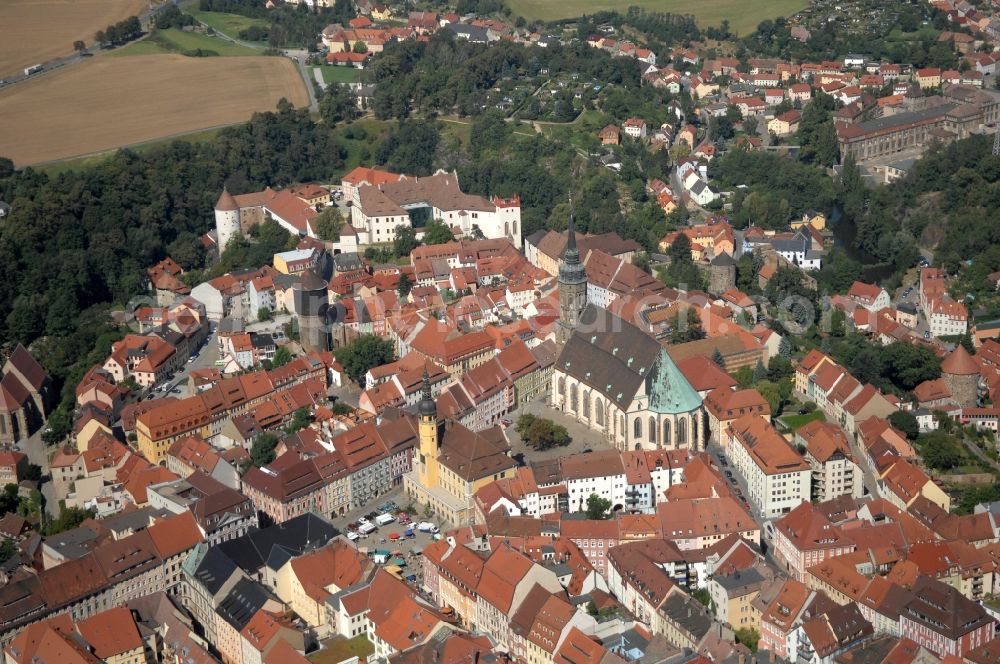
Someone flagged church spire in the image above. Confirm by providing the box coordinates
[566,205,578,254]
[556,195,588,345]
[418,369,436,417]
[558,199,586,286]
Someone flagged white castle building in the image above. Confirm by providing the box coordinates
[350,169,522,247]
[214,187,320,250]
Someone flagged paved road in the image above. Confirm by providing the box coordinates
[296,55,320,113]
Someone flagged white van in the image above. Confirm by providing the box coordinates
[417,522,439,533]
[358,522,376,535]
[375,513,395,526]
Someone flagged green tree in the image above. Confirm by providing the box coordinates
[315,207,344,241]
[753,360,767,384]
[393,226,420,257]
[258,307,274,322]
[733,366,754,388]
[470,110,513,157]
[585,493,612,520]
[422,219,455,245]
[735,628,760,653]
[74,40,86,53]
[335,335,396,384]
[44,503,94,536]
[755,380,784,415]
[0,539,16,564]
[515,413,537,437]
[250,432,280,468]
[0,485,19,515]
[712,348,725,367]
[353,40,368,53]
[271,345,293,368]
[889,410,920,440]
[669,308,704,344]
[921,432,962,470]
[397,272,413,298]
[522,417,570,450]
[285,407,314,433]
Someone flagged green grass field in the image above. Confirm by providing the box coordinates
[779,410,826,431]
[505,0,808,35]
[193,11,269,42]
[111,28,259,57]
[316,66,362,84]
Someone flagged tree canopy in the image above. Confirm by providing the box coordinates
[335,335,396,385]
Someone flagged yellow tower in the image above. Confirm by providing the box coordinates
[417,370,440,488]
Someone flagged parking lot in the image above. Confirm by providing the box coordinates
[328,486,443,590]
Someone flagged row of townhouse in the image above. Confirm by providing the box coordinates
[0,511,203,649]
[181,513,338,664]
[242,413,419,523]
[795,349,899,436]
[474,448,694,521]
[134,356,328,464]
[102,299,209,388]
[418,538,666,664]
[432,338,555,432]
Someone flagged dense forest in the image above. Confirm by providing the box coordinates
[846,134,1000,311]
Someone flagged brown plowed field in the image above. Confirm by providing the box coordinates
[0,54,309,166]
[0,0,148,74]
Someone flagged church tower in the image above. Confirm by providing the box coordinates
[556,211,588,345]
[417,371,440,488]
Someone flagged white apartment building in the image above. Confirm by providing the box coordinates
[727,416,811,518]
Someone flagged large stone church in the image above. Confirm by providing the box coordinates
[550,216,705,451]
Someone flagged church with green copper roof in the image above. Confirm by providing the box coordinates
[551,303,706,451]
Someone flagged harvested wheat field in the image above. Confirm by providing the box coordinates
[0,0,148,75]
[0,55,309,166]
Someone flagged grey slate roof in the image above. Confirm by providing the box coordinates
[658,592,712,640]
[216,512,336,575]
[556,304,661,409]
[192,546,240,597]
[217,578,274,631]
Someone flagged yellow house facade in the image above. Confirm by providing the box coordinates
[791,211,827,231]
[404,376,517,525]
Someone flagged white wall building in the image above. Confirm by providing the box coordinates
[351,170,522,247]
[726,416,811,518]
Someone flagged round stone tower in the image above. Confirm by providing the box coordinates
[941,344,979,408]
[708,251,737,295]
[293,269,330,353]
[214,188,241,251]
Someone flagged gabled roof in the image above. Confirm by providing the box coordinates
[75,606,143,658]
